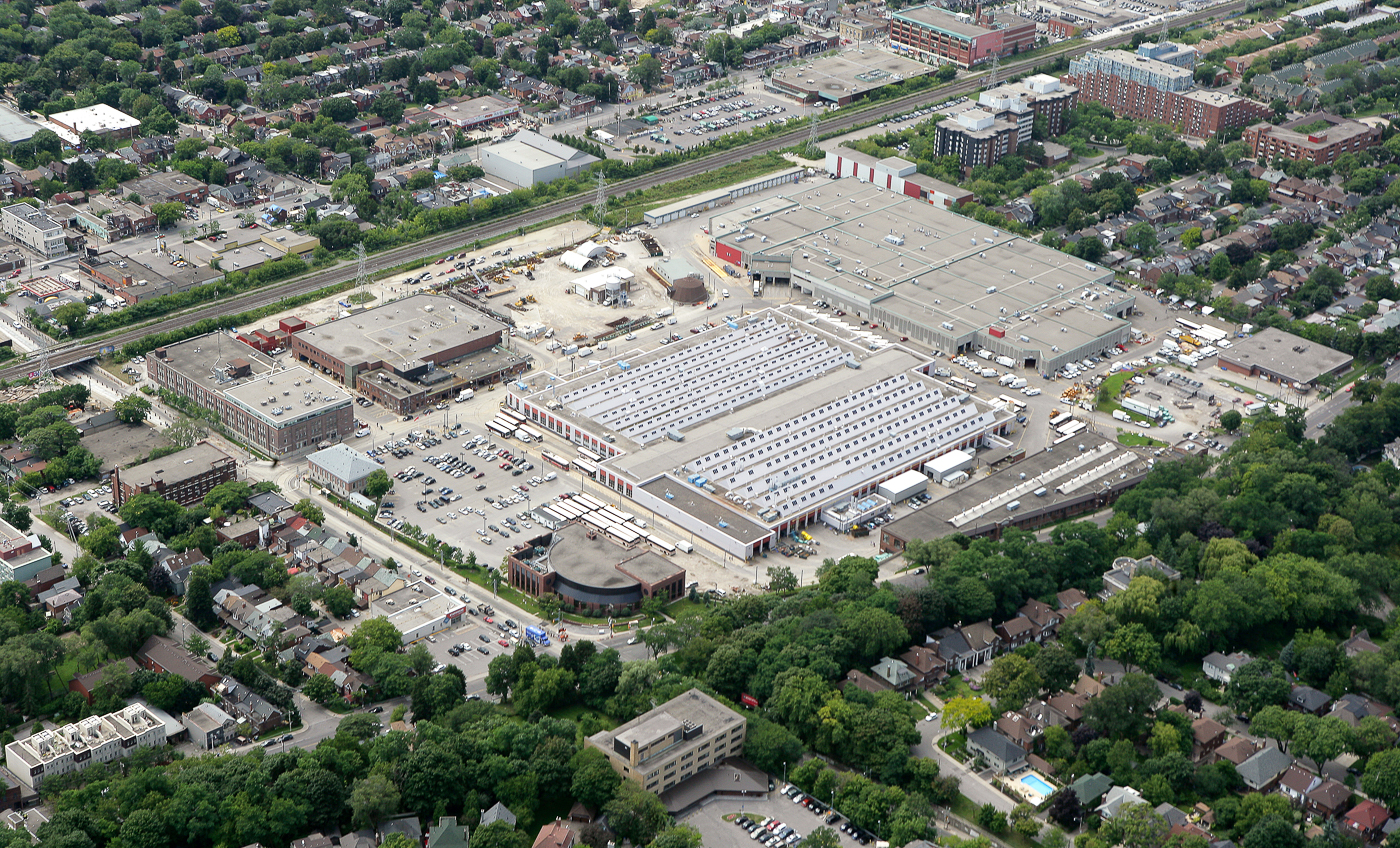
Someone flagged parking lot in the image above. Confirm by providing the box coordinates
[364,415,585,567]
[678,787,872,848]
[640,87,801,152]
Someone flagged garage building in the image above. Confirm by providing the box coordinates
[1216,327,1353,386]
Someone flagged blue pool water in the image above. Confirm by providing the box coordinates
[1020,774,1054,795]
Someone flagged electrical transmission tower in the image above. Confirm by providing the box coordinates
[35,333,52,384]
[988,52,1000,88]
[807,108,820,154]
[593,172,607,229]
[354,242,368,303]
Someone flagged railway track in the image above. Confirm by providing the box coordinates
[1,0,1250,382]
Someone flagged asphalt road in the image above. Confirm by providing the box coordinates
[0,0,1252,383]
[1302,360,1400,438]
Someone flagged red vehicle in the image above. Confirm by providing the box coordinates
[473,472,485,479]
[424,576,436,584]
[484,617,493,624]
[519,484,529,492]
[436,258,445,264]
[497,639,510,647]
[500,462,511,469]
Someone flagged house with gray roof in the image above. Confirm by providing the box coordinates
[1289,685,1333,716]
[966,726,1027,774]
[380,816,423,846]
[480,803,517,828]
[1202,651,1253,685]
[1238,745,1294,791]
[870,657,918,693]
[1098,786,1146,819]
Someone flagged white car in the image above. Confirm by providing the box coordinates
[1021,387,1041,396]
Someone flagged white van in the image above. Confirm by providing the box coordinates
[722,288,730,298]
[544,471,557,482]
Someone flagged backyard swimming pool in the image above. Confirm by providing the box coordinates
[1020,774,1054,795]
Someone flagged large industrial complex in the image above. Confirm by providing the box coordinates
[145,334,356,459]
[708,182,1137,372]
[508,306,1014,560]
[286,294,528,414]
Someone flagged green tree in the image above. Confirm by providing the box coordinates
[571,746,624,812]
[66,159,96,191]
[941,696,993,731]
[303,673,337,704]
[364,469,393,501]
[982,654,1044,711]
[293,498,324,524]
[1033,641,1080,694]
[1083,673,1161,739]
[185,633,210,658]
[1101,802,1168,848]
[743,715,805,777]
[629,55,662,92]
[1364,749,1400,808]
[151,202,185,228]
[1220,410,1243,433]
[1107,622,1161,673]
[603,782,671,846]
[766,564,799,591]
[113,395,152,425]
[350,773,400,828]
[324,585,355,618]
[1181,227,1203,250]
[0,503,29,533]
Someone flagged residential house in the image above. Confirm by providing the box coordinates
[427,817,471,848]
[1098,786,1147,819]
[184,701,237,749]
[215,676,284,733]
[898,645,948,690]
[1016,598,1062,642]
[122,136,176,165]
[532,821,574,848]
[1070,772,1115,808]
[1305,779,1352,819]
[1289,685,1333,716]
[1237,746,1294,792]
[1191,717,1227,763]
[995,712,1044,751]
[481,803,517,828]
[1044,691,1091,728]
[380,817,424,848]
[1214,736,1260,767]
[156,548,208,597]
[1203,651,1254,685]
[1056,588,1089,613]
[1328,693,1389,727]
[870,657,919,693]
[995,617,1036,651]
[1278,764,1321,805]
[966,726,1028,774]
[1346,800,1391,843]
[1098,555,1181,600]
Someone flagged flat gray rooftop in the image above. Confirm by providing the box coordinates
[771,52,934,99]
[882,431,1161,541]
[122,441,232,486]
[894,5,992,37]
[712,184,1132,361]
[543,522,683,588]
[293,294,504,368]
[157,333,351,426]
[638,476,774,544]
[1218,327,1353,384]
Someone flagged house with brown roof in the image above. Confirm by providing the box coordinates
[899,645,948,689]
[1305,779,1352,819]
[68,657,140,703]
[996,617,1036,651]
[1345,800,1391,843]
[532,821,575,848]
[996,712,1044,751]
[1191,717,1227,763]
[1214,736,1260,766]
[1056,588,1089,612]
[1045,691,1091,727]
[136,634,221,691]
[1016,598,1062,641]
[1278,763,1320,805]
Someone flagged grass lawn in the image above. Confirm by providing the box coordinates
[1117,431,1168,448]
[949,793,1042,848]
[936,674,979,702]
[667,597,710,619]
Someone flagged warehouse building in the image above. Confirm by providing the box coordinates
[879,432,1163,548]
[480,130,599,188]
[146,334,355,459]
[587,689,747,794]
[1216,327,1353,386]
[0,104,44,145]
[287,294,524,413]
[113,442,237,509]
[708,182,1136,373]
[48,105,142,142]
[509,306,1015,560]
[823,149,972,209]
[644,168,805,226]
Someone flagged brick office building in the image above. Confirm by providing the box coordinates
[508,522,685,613]
[113,442,237,508]
[890,5,1036,68]
[146,335,354,459]
[288,294,526,413]
[1064,46,1270,138]
[1243,112,1382,164]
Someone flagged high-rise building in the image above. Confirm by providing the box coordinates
[935,108,1025,168]
[978,75,1080,137]
[1064,46,1270,138]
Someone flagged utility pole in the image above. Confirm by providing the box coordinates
[593,172,607,229]
[353,242,368,304]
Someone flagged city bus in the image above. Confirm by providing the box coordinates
[486,421,514,439]
[518,424,546,443]
[948,376,978,393]
[541,450,573,471]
